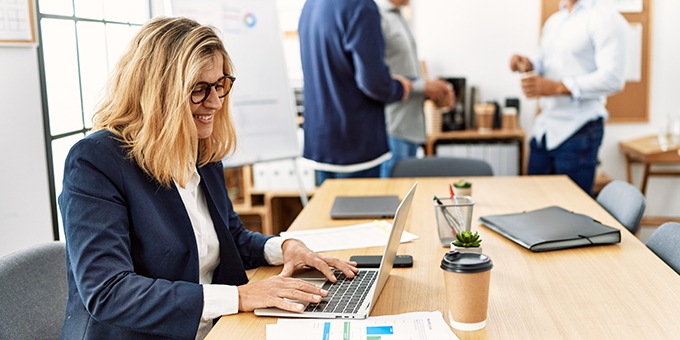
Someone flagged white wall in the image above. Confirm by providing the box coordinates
[0,46,53,257]
[411,0,680,219]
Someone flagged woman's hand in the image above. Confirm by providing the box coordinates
[236,238,358,313]
[279,238,358,282]
[237,276,327,312]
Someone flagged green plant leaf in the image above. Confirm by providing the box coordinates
[453,179,472,188]
[453,231,481,247]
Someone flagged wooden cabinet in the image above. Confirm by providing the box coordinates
[224,165,314,235]
[425,129,526,175]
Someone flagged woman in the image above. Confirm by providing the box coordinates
[58,17,357,340]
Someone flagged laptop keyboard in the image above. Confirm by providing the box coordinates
[304,269,377,314]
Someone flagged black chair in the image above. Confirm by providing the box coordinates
[0,241,67,340]
[389,157,493,178]
[647,222,680,275]
[596,180,646,235]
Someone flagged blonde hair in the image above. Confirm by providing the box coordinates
[93,16,236,187]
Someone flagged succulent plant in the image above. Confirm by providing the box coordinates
[452,231,482,248]
[453,179,472,189]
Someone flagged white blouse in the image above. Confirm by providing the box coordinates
[175,168,284,340]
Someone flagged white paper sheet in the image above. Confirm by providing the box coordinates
[612,0,643,13]
[625,23,643,82]
[280,220,419,252]
[266,311,458,340]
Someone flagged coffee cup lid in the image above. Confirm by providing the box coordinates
[441,251,493,273]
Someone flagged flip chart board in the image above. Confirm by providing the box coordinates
[171,0,300,166]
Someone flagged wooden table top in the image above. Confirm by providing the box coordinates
[206,176,680,340]
[619,135,680,163]
[427,128,525,141]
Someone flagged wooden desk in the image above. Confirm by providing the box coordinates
[207,176,680,340]
[425,129,526,175]
[619,135,680,225]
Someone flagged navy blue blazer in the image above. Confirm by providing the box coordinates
[58,130,272,340]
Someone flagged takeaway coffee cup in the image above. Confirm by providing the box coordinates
[473,103,494,133]
[440,251,493,331]
[502,107,518,130]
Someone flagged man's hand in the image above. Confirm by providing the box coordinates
[393,74,413,101]
[510,54,534,73]
[521,74,571,98]
[237,276,327,312]
[424,79,456,110]
[279,239,358,282]
[423,79,450,102]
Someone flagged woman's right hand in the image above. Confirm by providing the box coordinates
[237,276,328,312]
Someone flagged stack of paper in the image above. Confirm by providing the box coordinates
[266,311,458,340]
[280,220,419,252]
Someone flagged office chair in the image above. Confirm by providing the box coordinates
[0,241,67,340]
[596,180,646,235]
[646,222,680,275]
[389,156,493,178]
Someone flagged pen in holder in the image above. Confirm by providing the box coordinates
[433,196,475,247]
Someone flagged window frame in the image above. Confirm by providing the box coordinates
[35,1,152,240]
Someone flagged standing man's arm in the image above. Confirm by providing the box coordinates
[561,13,628,100]
[510,54,570,99]
[512,9,627,100]
[345,4,411,103]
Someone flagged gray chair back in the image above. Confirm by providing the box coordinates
[596,180,646,235]
[647,222,680,275]
[390,157,493,178]
[0,241,67,340]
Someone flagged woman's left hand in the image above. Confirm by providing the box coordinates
[279,238,358,282]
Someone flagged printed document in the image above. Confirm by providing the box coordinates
[280,220,418,252]
[266,311,458,340]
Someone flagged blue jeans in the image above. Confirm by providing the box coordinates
[380,136,420,178]
[528,118,603,196]
[315,166,381,187]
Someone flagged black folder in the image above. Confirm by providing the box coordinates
[329,195,400,219]
[479,206,621,252]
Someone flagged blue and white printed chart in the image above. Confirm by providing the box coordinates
[266,311,458,340]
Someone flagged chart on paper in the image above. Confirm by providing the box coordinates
[266,312,459,340]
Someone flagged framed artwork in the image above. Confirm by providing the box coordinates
[0,0,38,46]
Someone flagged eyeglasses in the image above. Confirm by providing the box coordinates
[190,75,236,104]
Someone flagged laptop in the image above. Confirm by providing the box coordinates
[254,182,418,319]
[329,195,401,219]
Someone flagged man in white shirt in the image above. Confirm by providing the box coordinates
[510,0,628,195]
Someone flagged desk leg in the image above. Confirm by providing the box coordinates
[625,156,633,184]
[425,140,435,156]
[517,137,525,175]
[640,163,651,195]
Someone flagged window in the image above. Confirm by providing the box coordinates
[36,0,151,239]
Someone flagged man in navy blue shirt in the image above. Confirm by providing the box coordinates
[299,0,412,185]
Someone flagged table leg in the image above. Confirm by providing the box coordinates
[518,137,525,175]
[625,156,633,184]
[425,140,435,156]
[640,163,651,195]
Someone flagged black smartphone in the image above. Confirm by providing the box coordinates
[349,255,413,268]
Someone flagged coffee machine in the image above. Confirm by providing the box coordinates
[441,77,466,131]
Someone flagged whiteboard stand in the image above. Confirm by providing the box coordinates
[291,158,309,207]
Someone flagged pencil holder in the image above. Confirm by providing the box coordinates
[433,196,475,247]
